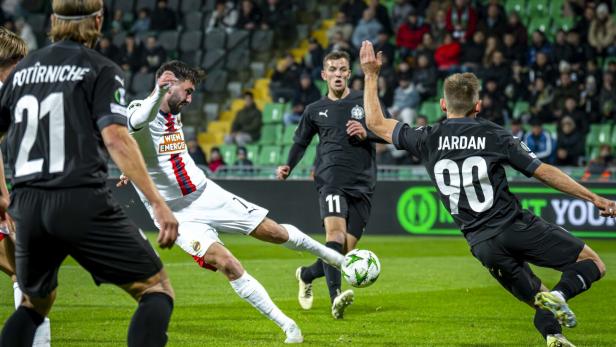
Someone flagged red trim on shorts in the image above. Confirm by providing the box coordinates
[0,233,4,242]
[192,255,217,272]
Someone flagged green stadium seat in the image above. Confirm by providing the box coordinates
[549,0,565,17]
[297,145,317,170]
[588,145,600,160]
[244,144,259,163]
[513,101,529,119]
[528,17,551,35]
[597,123,612,145]
[505,0,526,16]
[419,101,442,124]
[527,0,549,17]
[259,124,282,145]
[542,123,557,139]
[281,125,297,145]
[262,103,286,124]
[314,80,328,95]
[219,144,237,165]
[257,145,281,166]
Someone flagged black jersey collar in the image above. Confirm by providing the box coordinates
[443,117,478,124]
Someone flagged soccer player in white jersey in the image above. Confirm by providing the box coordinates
[120,60,346,344]
[0,26,50,347]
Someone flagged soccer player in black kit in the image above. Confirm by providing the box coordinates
[0,1,179,346]
[277,51,388,319]
[360,40,614,347]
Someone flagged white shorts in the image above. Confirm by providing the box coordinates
[146,179,269,259]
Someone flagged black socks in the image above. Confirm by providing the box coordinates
[0,306,44,347]
[553,259,602,300]
[323,241,344,302]
[128,292,174,347]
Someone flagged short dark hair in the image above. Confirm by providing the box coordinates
[156,60,206,85]
[322,50,351,67]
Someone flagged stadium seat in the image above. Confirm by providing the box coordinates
[257,146,281,166]
[259,124,283,144]
[549,0,565,17]
[419,101,442,123]
[180,50,203,67]
[504,0,526,15]
[512,101,529,119]
[202,49,226,71]
[180,31,203,52]
[113,0,135,14]
[527,0,548,17]
[315,80,328,95]
[131,72,155,98]
[181,0,202,13]
[27,14,47,33]
[167,0,181,11]
[244,145,259,163]
[542,123,557,139]
[219,144,237,165]
[226,48,251,73]
[262,103,286,124]
[250,30,274,53]
[296,145,317,170]
[203,69,228,93]
[183,12,203,31]
[227,30,250,51]
[281,126,297,145]
[111,31,127,48]
[586,124,601,149]
[208,121,232,134]
[159,31,180,52]
[597,124,612,144]
[136,0,156,10]
[528,17,551,35]
[204,0,217,11]
[205,29,227,51]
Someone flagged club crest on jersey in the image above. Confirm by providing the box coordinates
[351,105,365,120]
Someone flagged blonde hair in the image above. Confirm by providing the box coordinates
[443,73,481,116]
[0,27,27,68]
[49,0,103,47]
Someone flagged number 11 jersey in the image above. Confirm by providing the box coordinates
[0,40,127,189]
[393,117,542,246]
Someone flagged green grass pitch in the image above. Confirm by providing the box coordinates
[1,235,615,346]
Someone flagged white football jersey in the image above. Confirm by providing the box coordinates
[128,100,206,201]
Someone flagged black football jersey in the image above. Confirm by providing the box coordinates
[0,40,127,188]
[393,117,542,245]
[294,90,387,197]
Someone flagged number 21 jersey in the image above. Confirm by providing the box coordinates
[393,117,542,246]
[0,40,127,188]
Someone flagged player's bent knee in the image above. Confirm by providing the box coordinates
[577,246,606,277]
[123,269,175,302]
[22,291,56,317]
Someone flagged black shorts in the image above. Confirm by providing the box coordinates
[470,212,585,302]
[318,187,372,240]
[10,186,163,298]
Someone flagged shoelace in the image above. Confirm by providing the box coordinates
[304,284,312,297]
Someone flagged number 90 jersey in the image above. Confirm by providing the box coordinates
[0,40,128,188]
[393,117,542,246]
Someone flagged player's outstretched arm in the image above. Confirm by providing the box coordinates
[360,40,398,144]
[533,163,616,217]
[102,124,178,248]
[127,71,177,131]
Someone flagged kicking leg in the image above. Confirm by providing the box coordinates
[250,218,344,268]
[203,242,303,344]
[322,217,353,319]
[535,245,605,329]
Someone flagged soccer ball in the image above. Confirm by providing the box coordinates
[341,249,380,288]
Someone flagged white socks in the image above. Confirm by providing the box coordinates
[13,282,51,347]
[33,318,51,347]
[281,224,344,268]
[13,281,22,309]
[229,272,295,331]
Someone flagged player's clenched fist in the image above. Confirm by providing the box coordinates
[276,165,290,180]
[595,197,616,218]
[151,202,178,248]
